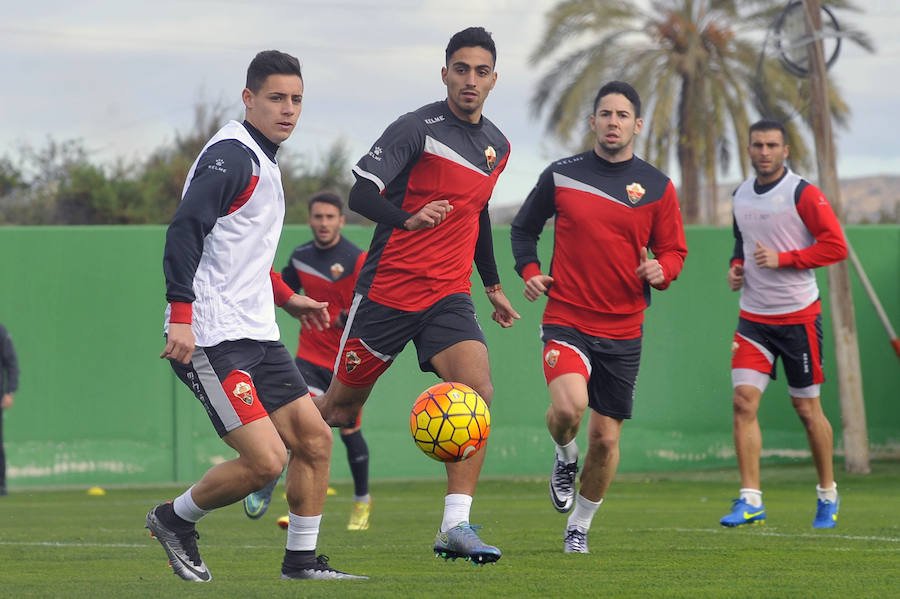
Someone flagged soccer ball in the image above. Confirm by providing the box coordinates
[409,381,491,462]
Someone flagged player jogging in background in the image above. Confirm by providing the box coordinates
[243,191,373,531]
[511,81,687,554]
[313,26,520,565]
[149,50,364,582]
[720,119,847,529]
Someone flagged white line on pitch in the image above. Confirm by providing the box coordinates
[632,527,900,543]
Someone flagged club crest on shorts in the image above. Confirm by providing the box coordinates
[626,182,646,204]
[330,262,345,280]
[232,381,254,405]
[545,348,560,368]
[484,145,497,170]
[731,340,740,355]
[345,350,361,373]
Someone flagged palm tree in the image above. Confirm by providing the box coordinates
[530,0,872,223]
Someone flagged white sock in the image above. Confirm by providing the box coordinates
[555,438,579,463]
[739,488,763,508]
[172,486,211,523]
[441,493,473,532]
[817,482,838,503]
[286,513,321,551]
[567,493,602,531]
[352,494,371,504]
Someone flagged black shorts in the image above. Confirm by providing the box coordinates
[294,357,332,396]
[335,293,486,387]
[731,316,824,387]
[170,339,308,437]
[540,324,642,420]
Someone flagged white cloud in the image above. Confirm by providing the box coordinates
[1,0,897,208]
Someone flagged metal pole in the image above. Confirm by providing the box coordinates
[802,0,870,473]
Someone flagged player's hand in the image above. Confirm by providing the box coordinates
[160,322,195,364]
[487,289,521,328]
[1,393,13,410]
[403,200,453,231]
[523,274,554,302]
[282,294,330,331]
[727,263,744,291]
[635,247,665,286]
[754,241,779,269]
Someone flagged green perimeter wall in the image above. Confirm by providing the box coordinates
[1,225,897,489]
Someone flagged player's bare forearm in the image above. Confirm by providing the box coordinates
[488,290,520,328]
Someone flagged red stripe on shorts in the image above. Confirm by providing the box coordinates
[805,321,825,384]
[221,369,268,425]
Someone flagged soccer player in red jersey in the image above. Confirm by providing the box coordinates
[511,81,687,553]
[313,27,519,564]
[243,192,373,531]
[720,120,847,529]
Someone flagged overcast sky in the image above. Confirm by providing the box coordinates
[3,0,898,207]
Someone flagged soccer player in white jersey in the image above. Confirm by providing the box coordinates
[147,50,365,582]
[721,119,847,529]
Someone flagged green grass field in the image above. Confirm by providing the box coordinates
[2,461,898,598]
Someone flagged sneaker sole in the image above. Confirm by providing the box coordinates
[281,571,369,580]
[720,518,766,528]
[243,499,270,519]
[434,549,501,565]
[434,542,502,564]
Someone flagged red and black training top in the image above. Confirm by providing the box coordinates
[281,236,365,369]
[511,151,687,339]
[349,100,510,311]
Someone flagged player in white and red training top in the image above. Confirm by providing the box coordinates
[313,27,520,565]
[149,50,364,582]
[511,81,687,554]
[720,119,847,530]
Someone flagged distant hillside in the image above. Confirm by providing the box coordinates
[489,175,900,225]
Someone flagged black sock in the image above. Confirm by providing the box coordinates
[156,502,193,529]
[341,430,370,497]
[283,549,317,569]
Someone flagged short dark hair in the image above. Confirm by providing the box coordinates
[246,50,303,93]
[308,191,343,214]
[593,81,641,117]
[749,119,786,140]
[445,27,496,66]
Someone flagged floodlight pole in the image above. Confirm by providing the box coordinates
[802,0,870,473]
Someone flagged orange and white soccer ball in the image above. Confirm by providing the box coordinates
[409,382,491,462]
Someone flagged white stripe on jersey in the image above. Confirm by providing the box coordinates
[423,135,489,176]
[552,172,628,207]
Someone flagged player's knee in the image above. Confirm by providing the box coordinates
[586,429,619,459]
[732,387,759,417]
[791,397,820,427]
[253,450,288,486]
[472,380,494,404]
[290,419,333,464]
[550,399,583,427]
